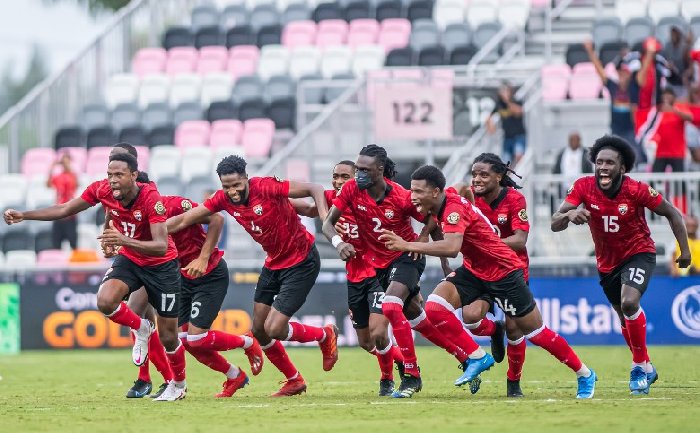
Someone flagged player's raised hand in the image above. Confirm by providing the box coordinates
[3,209,24,225]
[379,229,408,252]
[97,220,128,247]
[567,209,591,225]
[183,256,208,278]
[676,252,692,269]
[334,216,346,234]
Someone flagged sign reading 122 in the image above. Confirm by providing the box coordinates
[374,85,453,140]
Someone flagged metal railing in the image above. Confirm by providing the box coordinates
[543,0,606,63]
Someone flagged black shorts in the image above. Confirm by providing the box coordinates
[375,252,425,298]
[347,277,385,329]
[178,259,229,328]
[254,245,320,317]
[599,253,656,306]
[103,255,181,318]
[446,267,535,318]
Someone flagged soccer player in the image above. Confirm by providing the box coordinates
[552,135,690,395]
[167,155,337,397]
[453,153,530,398]
[323,145,486,398]
[4,153,187,401]
[380,164,598,399]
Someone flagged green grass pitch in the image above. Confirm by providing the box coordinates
[1,346,699,433]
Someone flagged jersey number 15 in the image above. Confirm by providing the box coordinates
[602,216,619,233]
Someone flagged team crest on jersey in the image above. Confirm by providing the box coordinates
[518,209,528,222]
[181,199,192,211]
[253,204,263,215]
[648,186,659,197]
[497,214,508,224]
[385,209,394,219]
[154,201,166,215]
[132,210,142,221]
[447,212,460,224]
[618,204,628,215]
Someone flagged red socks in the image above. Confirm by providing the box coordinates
[263,340,299,379]
[624,309,649,364]
[424,296,479,361]
[287,322,326,343]
[506,338,527,381]
[166,342,187,382]
[469,318,496,337]
[527,326,582,372]
[187,330,246,351]
[182,338,231,374]
[107,302,142,330]
[148,331,174,382]
[381,297,419,377]
[621,325,650,362]
[371,345,395,380]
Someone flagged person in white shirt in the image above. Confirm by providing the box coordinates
[552,131,593,182]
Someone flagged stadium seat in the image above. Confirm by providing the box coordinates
[54,127,83,149]
[134,145,150,169]
[407,0,433,23]
[238,98,267,121]
[352,44,385,76]
[498,0,530,30]
[473,22,503,63]
[195,26,224,49]
[592,17,623,47]
[289,46,321,79]
[104,73,139,109]
[142,103,172,131]
[200,72,235,107]
[467,0,497,29]
[210,119,244,147]
[312,3,343,22]
[169,74,202,108]
[76,224,100,252]
[282,20,317,48]
[207,101,238,122]
[138,74,170,109]
[682,0,700,22]
[111,103,141,131]
[376,0,402,22]
[648,0,681,24]
[347,19,379,48]
[61,147,88,173]
[321,46,352,78]
[86,127,115,149]
[242,119,275,157]
[540,64,571,101]
[81,104,110,130]
[173,102,203,125]
[163,26,195,50]
[433,0,465,31]
[154,175,183,196]
[33,229,54,254]
[257,45,290,80]
[4,250,36,268]
[264,75,296,103]
[184,175,217,202]
[175,120,211,148]
[118,126,148,147]
[147,124,175,147]
[266,96,296,130]
[614,0,648,25]
[324,73,354,102]
[197,46,228,74]
[569,62,602,100]
[316,19,349,48]
[386,47,414,66]
[131,47,168,77]
[250,4,280,31]
[418,45,446,66]
[85,147,112,176]
[623,16,654,46]
[149,145,181,181]
[257,24,283,47]
[410,19,439,51]
[221,4,249,29]
[443,23,471,53]
[228,45,260,79]
[599,41,628,66]
[232,75,265,105]
[655,16,688,45]
[226,25,255,48]
[344,0,371,22]
[449,43,477,64]
[165,47,198,76]
[191,5,219,32]
[298,74,324,104]
[565,43,589,68]
[181,146,213,181]
[282,3,312,25]
[0,174,28,210]
[36,249,70,267]
[22,148,56,177]
[378,18,411,53]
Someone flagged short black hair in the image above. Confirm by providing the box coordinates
[109,152,138,172]
[359,144,396,179]
[113,142,138,158]
[472,153,522,189]
[588,134,636,171]
[136,171,150,183]
[411,165,446,191]
[216,155,247,177]
[662,86,676,96]
[336,160,356,168]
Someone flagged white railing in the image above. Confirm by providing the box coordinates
[543,0,606,63]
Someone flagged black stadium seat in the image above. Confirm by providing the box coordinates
[226,25,254,48]
[418,45,446,66]
[566,43,589,68]
[407,0,433,22]
[163,26,194,49]
[450,44,477,65]
[207,101,238,122]
[54,126,83,149]
[257,24,282,47]
[599,41,628,66]
[312,3,343,22]
[376,0,402,21]
[266,96,296,130]
[344,0,371,22]
[195,25,223,48]
[34,228,54,254]
[147,124,175,147]
[86,126,115,149]
[238,98,267,122]
[386,47,414,66]
[2,228,33,253]
[118,126,147,147]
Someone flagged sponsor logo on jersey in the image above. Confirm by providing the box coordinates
[233,212,241,217]
[518,209,528,222]
[672,286,700,338]
[591,204,600,210]
[154,201,166,215]
[618,203,628,215]
[132,210,142,221]
[253,204,263,215]
[648,186,659,197]
[385,209,394,219]
[181,199,192,211]
[357,205,367,211]
[497,213,508,224]
[447,212,460,224]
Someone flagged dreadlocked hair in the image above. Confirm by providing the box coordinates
[472,152,522,189]
[216,155,247,177]
[136,171,150,183]
[359,144,396,179]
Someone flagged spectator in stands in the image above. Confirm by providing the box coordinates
[671,215,700,277]
[47,151,78,249]
[552,131,592,181]
[687,86,700,171]
[202,189,227,251]
[651,87,694,173]
[583,39,642,162]
[662,26,693,100]
[486,82,526,166]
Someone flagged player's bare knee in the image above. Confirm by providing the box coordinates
[263,321,288,340]
[505,319,523,341]
[96,292,120,315]
[159,330,179,352]
[358,338,375,352]
[620,299,640,317]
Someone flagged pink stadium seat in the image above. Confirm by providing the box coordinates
[210,120,244,147]
[132,48,167,77]
[86,147,113,177]
[228,45,260,79]
[347,19,380,48]
[378,19,411,53]
[134,146,150,172]
[286,159,310,182]
[22,148,57,176]
[197,46,228,75]
[316,20,349,49]
[569,62,602,100]
[175,120,211,149]
[165,47,198,76]
[282,20,317,48]
[242,119,275,157]
[37,249,70,267]
[530,0,550,7]
[541,65,571,101]
[61,147,87,174]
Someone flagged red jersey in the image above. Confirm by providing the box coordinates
[441,189,524,281]
[653,106,692,159]
[81,179,178,267]
[565,176,662,273]
[163,196,224,280]
[324,189,375,283]
[333,179,424,269]
[204,177,314,270]
[50,171,78,204]
[472,187,530,280]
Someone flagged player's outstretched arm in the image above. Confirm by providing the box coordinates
[4,197,92,225]
[183,212,224,278]
[289,198,318,217]
[653,199,691,268]
[167,205,213,234]
[322,205,356,261]
[551,201,590,232]
[380,229,463,258]
[98,220,169,256]
[288,181,329,221]
[502,229,528,251]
